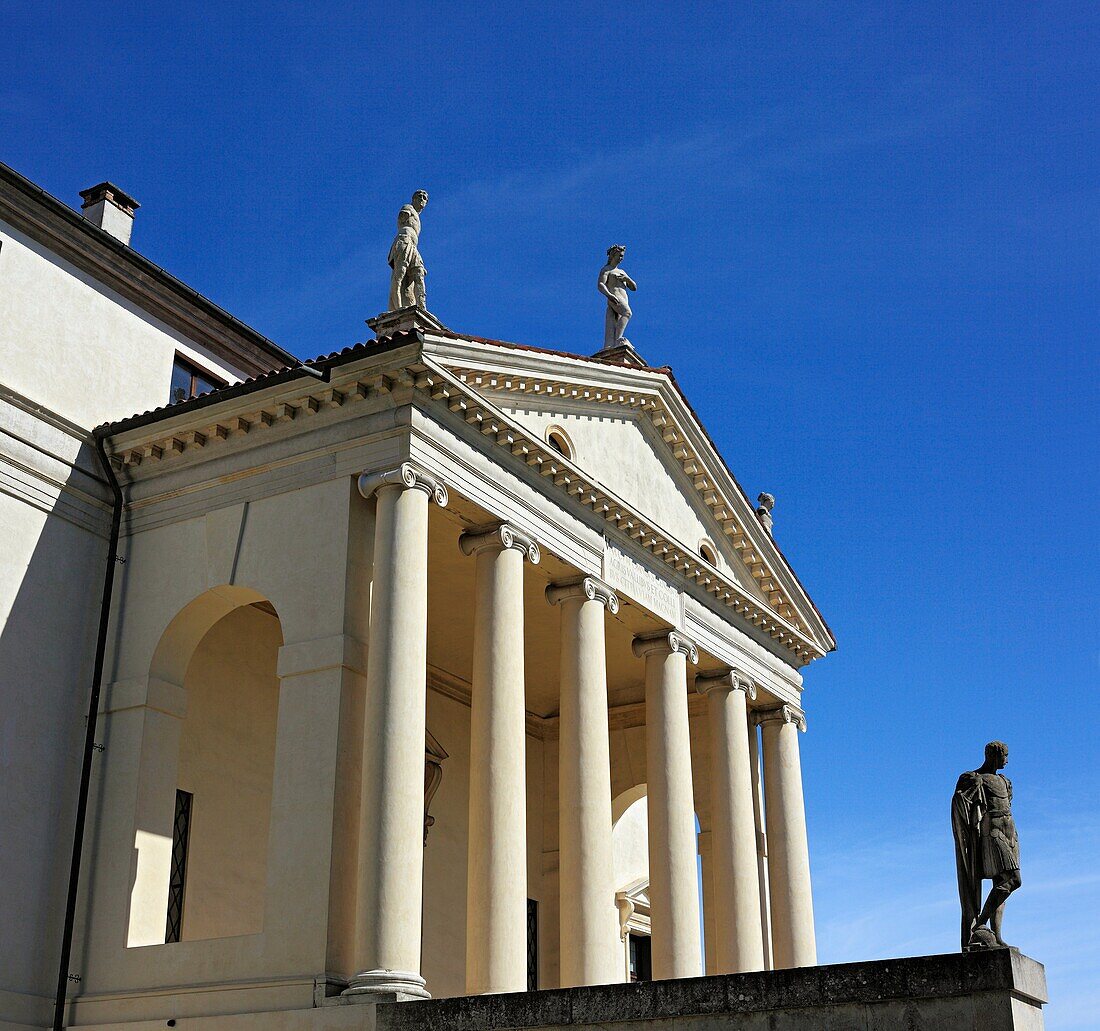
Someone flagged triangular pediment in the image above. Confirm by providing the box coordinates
[492,395,766,601]
[420,333,836,663]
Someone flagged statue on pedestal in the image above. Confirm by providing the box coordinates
[598,245,637,351]
[388,190,429,311]
[952,741,1022,951]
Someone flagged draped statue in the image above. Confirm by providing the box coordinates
[951,741,1021,950]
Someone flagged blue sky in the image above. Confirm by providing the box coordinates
[4,2,1097,1025]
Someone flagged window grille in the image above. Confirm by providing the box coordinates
[165,789,193,943]
[526,898,538,991]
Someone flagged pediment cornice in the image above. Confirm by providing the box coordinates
[421,338,834,658]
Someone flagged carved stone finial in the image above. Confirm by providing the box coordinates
[387,190,429,312]
[756,492,775,533]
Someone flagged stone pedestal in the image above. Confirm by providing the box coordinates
[367,306,449,339]
[375,950,1048,1031]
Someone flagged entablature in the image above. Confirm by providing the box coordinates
[100,333,830,668]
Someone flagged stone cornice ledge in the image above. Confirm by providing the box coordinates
[546,576,619,612]
[459,521,541,563]
[358,461,448,506]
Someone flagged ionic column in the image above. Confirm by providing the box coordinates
[695,668,765,973]
[547,577,621,987]
[748,720,773,969]
[757,705,816,969]
[460,523,540,995]
[632,630,701,980]
[345,463,447,999]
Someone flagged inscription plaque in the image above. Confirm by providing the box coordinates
[602,540,683,628]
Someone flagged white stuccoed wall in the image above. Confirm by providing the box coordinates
[0,213,250,1028]
[0,217,244,429]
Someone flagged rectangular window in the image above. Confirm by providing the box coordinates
[170,355,226,405]
[165,789,193,943]
[526,898,538,991]
[629,932,652,982]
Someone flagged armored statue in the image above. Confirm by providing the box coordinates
[388,190,428,311]
[598,244,637,350]
[951,741,1021,950]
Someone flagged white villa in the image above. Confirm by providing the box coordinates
[0,163,836,1031]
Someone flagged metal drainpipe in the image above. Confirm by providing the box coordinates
[52,430,123,1031]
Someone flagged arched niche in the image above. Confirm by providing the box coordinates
[129,586,283,946]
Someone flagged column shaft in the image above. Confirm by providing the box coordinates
[748,720,773,969]
[697,670,765,973]
[550,578,621,987]
[463,525,539,995]
[634,632,702,980]
[346,464,446,999]
[760,706,816,969]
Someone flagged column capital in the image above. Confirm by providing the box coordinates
[358,461,448,506]
[459,522,541,564]
[632,629,698,663]
[695,667,757,701]
[546,575,619,613]
[754,704,806,733]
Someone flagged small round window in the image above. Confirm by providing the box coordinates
[545,427,574,460]
[699,541,719,566]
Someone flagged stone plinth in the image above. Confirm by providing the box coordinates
[378,950,1047,1031]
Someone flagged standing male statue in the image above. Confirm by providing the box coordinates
[951,741,1022,950]
[388,190,428,311]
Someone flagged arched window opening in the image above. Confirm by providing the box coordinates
[699,540,719,566]
[545,426,574,461]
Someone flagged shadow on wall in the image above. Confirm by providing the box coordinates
[0,435,110,1014]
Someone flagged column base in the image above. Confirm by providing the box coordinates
[342,969,431,1001]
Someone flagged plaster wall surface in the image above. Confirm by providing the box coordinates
[0,394,110,1025]
[0,217,244,429]
[611,796,649,895]
[496,403,759,598]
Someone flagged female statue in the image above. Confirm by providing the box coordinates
[598,245,637,350]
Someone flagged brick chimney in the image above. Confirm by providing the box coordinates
[79,181,140,245]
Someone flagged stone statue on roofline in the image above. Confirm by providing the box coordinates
[388,189,429,311]
[951,740,1022,951]
[598,244,637,351]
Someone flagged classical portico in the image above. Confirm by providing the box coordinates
[68,313,834,1028]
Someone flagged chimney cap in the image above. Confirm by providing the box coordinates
[79,181,140,215]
